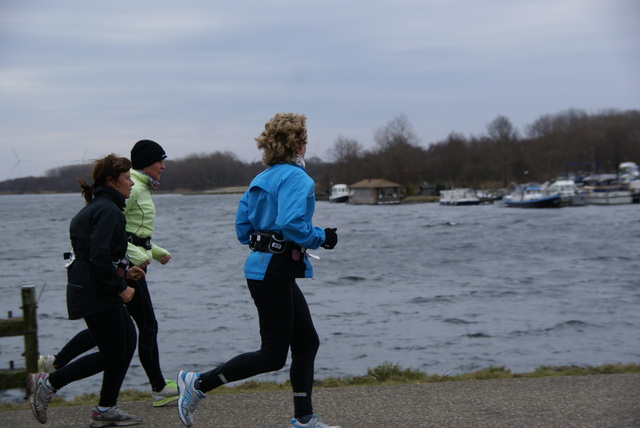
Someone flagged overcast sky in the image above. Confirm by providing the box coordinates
[1,0,638,182]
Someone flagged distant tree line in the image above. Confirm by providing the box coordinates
[1,108,638,195]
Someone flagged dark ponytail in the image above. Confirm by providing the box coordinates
[79,154,132,204]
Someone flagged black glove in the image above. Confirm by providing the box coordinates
[321,228,338,249]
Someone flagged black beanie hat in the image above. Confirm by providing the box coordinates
[131,140,167,170]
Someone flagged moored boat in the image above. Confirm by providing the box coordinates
[544,179,586,206]
[581,173,632,205]
[439,188,481,206]
[618,162,640,203]
[329,184,350,203]
[629,181,640,204]
[503,184,561,208]
[584,184,633,205]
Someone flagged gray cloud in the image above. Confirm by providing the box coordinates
[0,0,637,181]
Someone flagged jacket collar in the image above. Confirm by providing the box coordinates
[132,168,160,189]
[94,186,127,211]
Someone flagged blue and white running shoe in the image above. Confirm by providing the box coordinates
[177,371,206,427]
[291,414,341,428]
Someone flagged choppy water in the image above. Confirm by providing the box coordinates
[1,193,639,402]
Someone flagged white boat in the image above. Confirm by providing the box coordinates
[329,184,350,203]
[619,161,639,182]
[582,173,632,205]
[544,179,586,206]
[439,188,481,205]
[585,184,633,205]
[629,181,640,204]
[619,162,640,203]
[502,184,561,208]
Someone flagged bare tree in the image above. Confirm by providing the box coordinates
[2,110,638,194]
[374,114,420,151]
[441,132,468,188]
[368,114,427,186]
[327,136,364,185]
[329,135,363,162]
[486,115,520,186]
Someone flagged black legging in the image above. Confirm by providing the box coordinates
[54,276,166,392]
[47,304,136,407]
[123,276,165,391]
[199,279,320,418]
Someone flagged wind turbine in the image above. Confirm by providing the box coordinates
[11,147,33,176]
[72,147,89,164]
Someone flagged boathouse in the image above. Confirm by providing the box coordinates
[349,178,402,204]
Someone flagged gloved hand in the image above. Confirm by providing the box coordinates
[321,228,338,249]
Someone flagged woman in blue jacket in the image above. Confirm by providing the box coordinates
[27,154,145,426]
[177,113,340,428]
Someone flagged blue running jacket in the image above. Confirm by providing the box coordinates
[235,163,326,281]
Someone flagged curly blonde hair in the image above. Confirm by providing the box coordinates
[255,113,307,166]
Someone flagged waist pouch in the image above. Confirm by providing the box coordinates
[64,249,89,265]
[63,251,130,278]
[127,233,152,250]
[249,232,306,260]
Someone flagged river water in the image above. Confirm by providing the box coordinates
[1,193,638,402]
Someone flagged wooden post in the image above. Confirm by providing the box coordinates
[0,284,39,389]
[22,284,38,373]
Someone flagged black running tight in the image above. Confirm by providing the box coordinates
[199,279,320,418]
[54,276,166,392]
[48,305,136,407]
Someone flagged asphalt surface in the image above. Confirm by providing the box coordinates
[4,373,639,428]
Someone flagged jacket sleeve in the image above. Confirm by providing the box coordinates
[151,243,170,261]
[277,173,324,249]
[235,190,253,245]
[90,206,127,295]
[126,242,149,267]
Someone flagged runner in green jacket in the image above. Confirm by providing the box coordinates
[37,140,178,408]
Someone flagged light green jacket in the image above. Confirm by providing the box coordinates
[123,169,171,267]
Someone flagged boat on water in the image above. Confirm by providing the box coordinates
[584,183,633,205]
[570,161,639,205]
[628,181,640,204]
[581,174,632,205]
[544,179,586,206]
[502,184,561,208]
[329,184,350,203]
[439,188,481,205]
[475,189,506,203]
[619,161,640,203]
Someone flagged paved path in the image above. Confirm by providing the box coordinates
[4,374,639,427]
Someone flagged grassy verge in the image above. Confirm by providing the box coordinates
[401,195,439,203]
[2,362,638,412]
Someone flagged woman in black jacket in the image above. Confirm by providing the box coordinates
[27,154,146,427]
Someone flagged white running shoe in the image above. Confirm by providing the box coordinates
[27,372,56,424]
[291,414,342,428]
[152,379,179,407]
[37,355,56,373]
[89,405,141,427]
[177,371,206,427]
